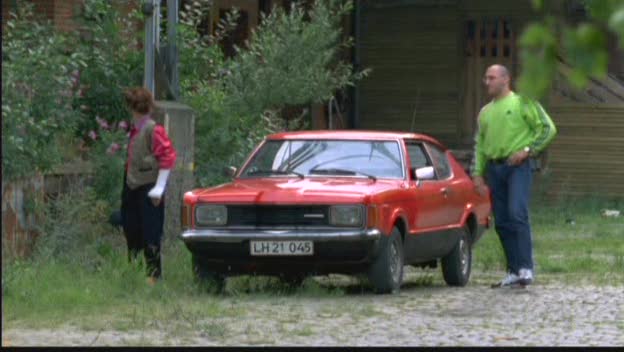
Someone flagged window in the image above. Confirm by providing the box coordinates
[405,142,430,170]
[465,19,514,59]
[426,144,452,180]
[241,140,404,179]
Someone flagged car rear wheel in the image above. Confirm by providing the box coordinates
[368,226,404,294]
[441,225,472,286]
[192,254,225,293]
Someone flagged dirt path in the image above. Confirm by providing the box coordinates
[4,274,623,347]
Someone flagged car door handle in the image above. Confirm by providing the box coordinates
[440,187,449,198]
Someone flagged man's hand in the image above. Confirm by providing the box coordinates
[473,176,488,197]
[507,150,530,166]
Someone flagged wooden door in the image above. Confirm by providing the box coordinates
[460,18,517,145]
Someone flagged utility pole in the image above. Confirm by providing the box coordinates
[143,0,180,100]
[167,0,180,100]
[143,0,160,95]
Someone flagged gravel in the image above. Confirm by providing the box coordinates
[3,272,623,347]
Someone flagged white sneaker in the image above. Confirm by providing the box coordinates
[518,268,534,285]
[491,272,520,288]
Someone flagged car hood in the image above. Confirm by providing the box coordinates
[185,177,403,204]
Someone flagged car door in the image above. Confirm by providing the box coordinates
[404,140,445,232]
[423,142,464,226]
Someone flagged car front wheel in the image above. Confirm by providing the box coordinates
[368,226,404,294]
[192,254,225,293]
[280,274,307,288]
[441,225,472,286]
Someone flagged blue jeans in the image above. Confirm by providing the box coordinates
[486,158,534,274]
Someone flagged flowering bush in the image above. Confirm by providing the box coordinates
[2,4,85,181]
[71,0,143,139]
[2,1,142,183]
[87,117,130,208]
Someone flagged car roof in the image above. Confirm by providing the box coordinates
[267,130,443,147]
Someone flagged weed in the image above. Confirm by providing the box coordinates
[199,321,228,340]
[294,325,314,337]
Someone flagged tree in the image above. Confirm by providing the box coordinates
[178,0,368,186]
[517,0,624,99]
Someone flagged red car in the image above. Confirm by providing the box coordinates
[180,131,491,293]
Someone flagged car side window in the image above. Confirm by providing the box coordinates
[406,142,430,170]
[407,143,430,169]
[426,144,452,180]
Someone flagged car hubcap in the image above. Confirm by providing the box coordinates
[460,237,469,277]
[389,240,400,283]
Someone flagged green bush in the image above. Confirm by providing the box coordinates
[31,184,125,271]
[2,4,84,181]
[179,0,367,187]
[71,0,143,138]
[222,0,365,118]
[2,1,142,184]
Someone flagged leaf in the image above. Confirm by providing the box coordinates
[568,69,589,89]
[608,7,624,48]
[564,24,608,80]
[585,0,618,22]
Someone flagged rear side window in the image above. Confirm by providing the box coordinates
[406,142,430,169]
[427,144,452,179]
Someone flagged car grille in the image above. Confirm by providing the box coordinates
[227,205,330,227]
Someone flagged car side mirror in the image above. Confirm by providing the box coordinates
[223,166,237,178]
[413,166,435,180]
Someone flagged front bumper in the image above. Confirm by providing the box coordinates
[179,228,383,275]
[180,227,382,243]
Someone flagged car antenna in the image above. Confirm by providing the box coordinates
[410,88,421,133]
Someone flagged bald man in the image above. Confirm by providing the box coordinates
[471,64,557,288]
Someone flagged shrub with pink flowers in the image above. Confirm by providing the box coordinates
[71,0,143,139]
[2,1,142,183]
[87,117,130,208]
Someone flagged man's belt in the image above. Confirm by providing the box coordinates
[488,157,508,164]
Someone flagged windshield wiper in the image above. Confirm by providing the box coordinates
[309,168,377,181]
[246,169,304,179]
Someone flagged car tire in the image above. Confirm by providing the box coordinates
[441,225,472,287]
[192,254,225,293]
[368,226,404,294]
[280,274,306,288]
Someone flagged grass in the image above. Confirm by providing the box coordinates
[2,241,237,332]
[2,195,623,332]
[472,195,624,280]
[1,238,347,332]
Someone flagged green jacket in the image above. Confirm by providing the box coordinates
[472,92,557,177]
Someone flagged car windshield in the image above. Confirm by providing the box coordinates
[241,139,404,179]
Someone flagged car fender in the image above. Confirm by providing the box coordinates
[385,207,409,238]
[460,202,476,227]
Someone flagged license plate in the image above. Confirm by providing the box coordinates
[250,241,314,256]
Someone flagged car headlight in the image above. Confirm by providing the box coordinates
[195,204,227,226]
[329,205,363,227]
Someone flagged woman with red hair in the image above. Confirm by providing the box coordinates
[121,87,176,284]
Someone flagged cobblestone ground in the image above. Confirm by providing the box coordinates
[3,272,623,347]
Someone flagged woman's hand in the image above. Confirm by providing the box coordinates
[148,187,163,206]
[148,169,171,207]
